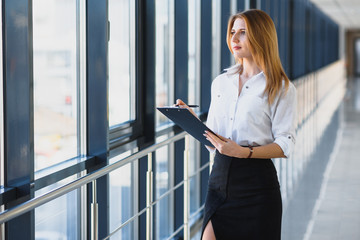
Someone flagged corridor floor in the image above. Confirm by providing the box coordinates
[282,77,360,240]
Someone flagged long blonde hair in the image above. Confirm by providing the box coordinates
[226,9,289,104]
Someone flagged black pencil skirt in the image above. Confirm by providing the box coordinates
[201,151,282,240]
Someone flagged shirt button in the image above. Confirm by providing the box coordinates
[230,118,233,120]
[288,136,291,139]
[245,86,249,89]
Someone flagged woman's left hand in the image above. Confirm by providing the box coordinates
[204,131,248,158]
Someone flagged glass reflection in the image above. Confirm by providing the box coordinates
[33,0,77,171]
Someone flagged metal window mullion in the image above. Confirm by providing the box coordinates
[256,0,261,9]
[90,180,98,240]
[132,150,139,240]
[77,0,87,157]
[245,0,250,10]
[146,153,153,240]
[130,0,136,120]
[169,0,175,105]
[183,136,190,240]
[195,0,201,107]
[230,0,237,66]
[0,0,3,226]
[3,0,34,239]
[80,171,88,240]
[86,0,109,239]
[0,0,3,190]
[195,141,201,213]
[211,0,221,79]
[77,0,88,239]
[168,133,175,236]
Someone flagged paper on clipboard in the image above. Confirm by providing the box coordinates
[157,107,216,148]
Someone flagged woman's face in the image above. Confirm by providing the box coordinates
[230,18,252,60]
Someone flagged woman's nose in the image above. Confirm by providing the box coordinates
[232,33,239,43]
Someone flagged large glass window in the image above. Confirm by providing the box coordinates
[33,0,78,171]
[108,0,136,126]
[155,0,174,127]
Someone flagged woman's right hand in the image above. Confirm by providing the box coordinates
[175,99,199,119]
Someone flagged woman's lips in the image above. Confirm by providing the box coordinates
[233,46,241,50]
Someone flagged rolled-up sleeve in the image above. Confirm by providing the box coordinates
[271,83,297,158]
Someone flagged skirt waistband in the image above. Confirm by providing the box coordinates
[208,151,279,198]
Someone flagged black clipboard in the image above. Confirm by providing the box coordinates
[157,107,216,148]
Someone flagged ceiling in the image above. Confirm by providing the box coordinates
[310,0,360,29]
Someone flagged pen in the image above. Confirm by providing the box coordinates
[176,104,199,108]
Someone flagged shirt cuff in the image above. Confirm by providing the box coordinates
[274,134,295,158]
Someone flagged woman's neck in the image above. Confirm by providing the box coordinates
[241,58,261,78]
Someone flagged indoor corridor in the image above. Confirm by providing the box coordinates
[2,1,360,240]
[281,76,360,240]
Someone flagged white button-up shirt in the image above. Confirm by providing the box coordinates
[206,65,297,158]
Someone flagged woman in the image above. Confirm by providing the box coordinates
[177,9,296,239]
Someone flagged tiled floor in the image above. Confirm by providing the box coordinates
[283,77,360,240]
[306,77,360,240]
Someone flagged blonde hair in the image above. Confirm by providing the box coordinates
[226,9,289,104]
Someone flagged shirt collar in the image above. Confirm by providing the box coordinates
[224,64,241,75]
[225,65,265,85]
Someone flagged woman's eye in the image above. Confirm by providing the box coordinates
[230,31,235,35]
[240,30,246,35]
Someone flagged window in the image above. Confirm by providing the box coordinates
[32,0,82,238]
[155,0,175,127]
[35,175,80,239]
[33,0,78,171]
[108,0,136,127]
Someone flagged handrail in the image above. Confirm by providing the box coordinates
[104,161,210,239]
[0,131,188,224]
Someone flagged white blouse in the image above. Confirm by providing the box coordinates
[206,65,297,158]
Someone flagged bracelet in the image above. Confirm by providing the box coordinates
[247,146,254,158]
